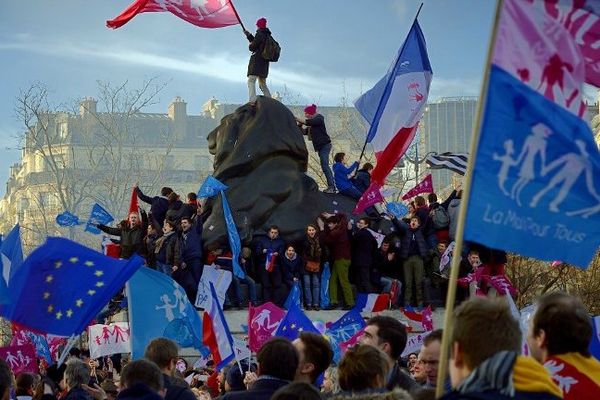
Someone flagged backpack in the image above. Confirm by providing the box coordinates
[431,206,450,229]
[262,34,281,62]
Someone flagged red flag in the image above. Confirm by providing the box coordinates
[401,174,433,200]
[129,187,139,215]
[353,182,384,214]
[107,0,240,29]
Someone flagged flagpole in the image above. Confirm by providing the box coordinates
[228,0,246,32]
[356,2,424,169]
[435,0,503,397]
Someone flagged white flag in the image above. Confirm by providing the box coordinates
[88,322,131,359]
[195,265,232,309]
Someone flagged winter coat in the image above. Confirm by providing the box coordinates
[98,211,148,259]
[322,214,352,260]
[415,206,433,237]
[301,114,331,152]
[155,231,177,264]
[374,248,399,279]
[135,187,169,226]
[144,232,159,267]
[179,218,203,262]
[302,235,322,272]
[116,384,162,400]
[163,375,196,400]
[353,169,371,193]
[255,236,285,267]
[333,161,359,191]
[447,198,461,240]
[351,228,378,267]
[63,388,93,400]
[246,28,272,78]
[165,200,184,224]
[393,219,428,259]
[330,389,413,400]
[220,377,290,400]
[282,253,302,286]
[387,363,421,393]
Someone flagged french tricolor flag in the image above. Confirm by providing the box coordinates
[354,293,389,313]
[265,250,276,273]
[355,19,432,189]
[202,283,235,370]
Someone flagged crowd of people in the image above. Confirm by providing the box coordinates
[2,293,598,400]
[96,177,506,314]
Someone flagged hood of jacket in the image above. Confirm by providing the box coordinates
[448,199,461,209]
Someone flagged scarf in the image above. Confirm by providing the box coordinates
[456,351,517,396]
[154,231,174,254]
[306,235,321,259]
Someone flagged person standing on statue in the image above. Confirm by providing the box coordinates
[244,18,272,102]
[296,104,336,193]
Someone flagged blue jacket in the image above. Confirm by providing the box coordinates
[255,236,285,266]
[135,187,169,226]
[281,254,302,284]
[179,218,203,262]
[333,161,359,191]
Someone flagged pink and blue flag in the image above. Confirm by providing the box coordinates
[354,19,432,188]
[465,0,600,268]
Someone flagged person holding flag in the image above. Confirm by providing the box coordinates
[244,18,274,102]
[96,210,148,259]
[255,226,285,306]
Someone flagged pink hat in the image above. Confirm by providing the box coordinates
[304,104,317,115]
[256,18,267,29]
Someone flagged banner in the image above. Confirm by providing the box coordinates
[85,204,114,235]
[89,322,131,359]
[0,344,37,374]
[56,211,81,227]
[402,332,431,357]
[248,302,285,352]
[195,265,232,310]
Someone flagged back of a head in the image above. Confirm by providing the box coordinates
[64,359,91,390]
[367,316,408,360]
[338,345,390,392]
[299,332,334,382]
[120,359,164,392]
[532,292,592,357]
[271,382,323,400]
[258,338,298,381]
[415,196,426,207]
[16,373,37,396]
[0,360,12,400]
[161,187,173,197]
[451,297,521,370]
[427,193,438,204]
[144,338,178,370]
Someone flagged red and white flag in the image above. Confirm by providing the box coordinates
[355,293,389,313]
[354,19,432,190]
[107,0,240,29]
[202,283,235,370]
[88,322,131,359]
[400,306,433,332]
[401,174,433,200]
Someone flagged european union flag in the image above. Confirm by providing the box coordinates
[284,281,301,310]
[1,237,143,336]
[274,304,319,341]
[0,275,8,305]
[328,308,365,332]
[127,266,209,359]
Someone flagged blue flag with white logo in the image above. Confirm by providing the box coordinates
[284,281,301,310]
[1,224,23,287]
[56,211,82,227]
[85,204,114,235]
[1,237,143,336]
[221,192,245,279]
[386,202,409,219]
[464,0,600,268]
[127,266,209,359]
[198,176,228,198]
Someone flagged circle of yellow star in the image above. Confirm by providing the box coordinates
[69,257,79,263]
[45,275,54,283]
[75,299,84,307]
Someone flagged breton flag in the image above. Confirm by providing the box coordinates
[464,0,600,267]
[202,283,235,371]
[354,293,389,313]
[426,152,468,175]
[355,19,432,188]
[107,0,240,29]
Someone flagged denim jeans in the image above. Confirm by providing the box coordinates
[232,275,258,305]
[302,273,320,306]
[317,143,335,188]
[157,261,172,277]
[380,276,393,293]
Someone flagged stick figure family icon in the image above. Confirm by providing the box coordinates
[493,122,600,218]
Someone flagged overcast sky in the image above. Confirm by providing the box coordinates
[0,0,499,195]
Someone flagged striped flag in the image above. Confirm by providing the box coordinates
[425,152,468,175]
[202,283,235,370]
[354,293,389,313]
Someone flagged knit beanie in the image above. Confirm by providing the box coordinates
[304,104,317,115]
[256,18,267,29]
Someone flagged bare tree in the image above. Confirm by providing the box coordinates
[11,78,173,251]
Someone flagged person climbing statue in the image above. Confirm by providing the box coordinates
[244,17,273,102]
